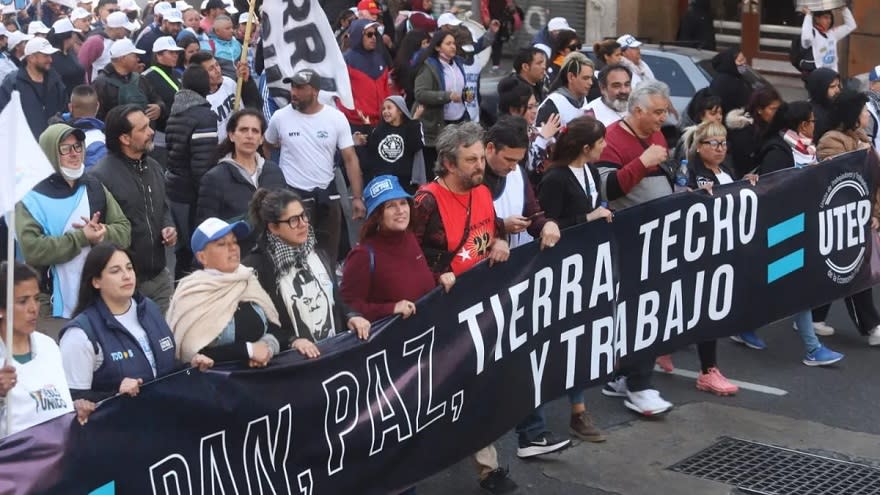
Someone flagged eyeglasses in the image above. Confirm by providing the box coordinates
[701,140,727,150]
[567,44,579,50]
[59,142,84,155]
[278,211,309,228]
[364,31,377,38]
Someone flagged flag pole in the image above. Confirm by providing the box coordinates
[4,209,14,437]
[233,0,257,112]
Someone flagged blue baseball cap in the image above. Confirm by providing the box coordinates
[870,65,880,82]
[190,217,251,253]
[364,175,411,217]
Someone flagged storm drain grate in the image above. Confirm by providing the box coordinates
[668,436,880,495]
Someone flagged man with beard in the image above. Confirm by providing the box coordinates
[91,105,177,313]
[264,69,366,263]
[0,37,66,138]
[410,121,517,494]
[587,63,631,126]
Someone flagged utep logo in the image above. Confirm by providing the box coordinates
[818,173,871,284]
[110,349,137,361]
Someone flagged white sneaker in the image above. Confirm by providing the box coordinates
[601,376,628,397]
[624,389,672,416]
[869,326,880,346]
[792,320,835,336]
[813,321,835,336]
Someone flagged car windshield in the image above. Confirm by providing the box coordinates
[641,54,696,97]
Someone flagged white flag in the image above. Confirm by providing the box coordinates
[261,0,354,110]
[0,91,55,213]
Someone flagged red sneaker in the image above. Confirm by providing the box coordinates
[656,354,674,372]
[696,367,739,396]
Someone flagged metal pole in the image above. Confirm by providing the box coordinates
[5,209,16,437]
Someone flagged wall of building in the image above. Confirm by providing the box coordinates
[847,0,879,77]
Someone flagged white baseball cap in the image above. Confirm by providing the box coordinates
[78,0,95,5]
[109,38,146,57]
[547,17,574,32]
[152,35,183,52]
[533,42,551,59]
[27,21,51,35]
[51,18,82,34]
[437,12,461,28]
[119,0,140,12]
[238,12,258,24]
[7,31,33,49]
[222,0,238,14]
[24,37,60,56]
[106,11,138,30]
[616,34,642,49]
[176,0,194,11]
[70,7,92,21]
[163,8,183,22]
[153,1,173,16]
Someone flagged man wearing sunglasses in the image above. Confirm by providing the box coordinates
[339,20,390,136]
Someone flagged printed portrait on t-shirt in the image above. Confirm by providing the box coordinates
[288,268,334,341]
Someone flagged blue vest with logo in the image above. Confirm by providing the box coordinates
[60,294,178,395]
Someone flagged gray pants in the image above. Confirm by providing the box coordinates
[138,268,174,316]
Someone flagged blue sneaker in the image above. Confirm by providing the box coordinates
[803,346,844,367]
[730,331,767,350]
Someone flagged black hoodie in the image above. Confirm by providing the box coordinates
[709,46,752,115]
[805,68,839,142]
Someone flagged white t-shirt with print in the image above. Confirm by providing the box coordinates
[265,104,354,191]
[207,76,238,142]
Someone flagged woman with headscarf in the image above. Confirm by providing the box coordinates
[244,188,370,357]
[167,218,282,365]
[16,124,131,324]
[709,46,752,116]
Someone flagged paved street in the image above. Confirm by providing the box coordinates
[417,297,880,494]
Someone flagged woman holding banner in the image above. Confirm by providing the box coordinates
[59,243,214,402]
[245,188,370,357]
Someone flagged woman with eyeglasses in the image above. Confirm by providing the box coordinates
[15,124,131,327]
[757,101,818,174]
[244,188,370,358]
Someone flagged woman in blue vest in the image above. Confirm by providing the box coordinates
[59,243,213,402]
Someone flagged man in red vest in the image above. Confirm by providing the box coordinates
[410,121,518,494]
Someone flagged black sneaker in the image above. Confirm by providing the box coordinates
[479,467,518,494]
[516,431,571,458]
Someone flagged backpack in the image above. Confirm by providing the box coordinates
[789,36,816,73]
[106,72,149,108]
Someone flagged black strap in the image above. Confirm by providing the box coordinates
[620,119,651,150]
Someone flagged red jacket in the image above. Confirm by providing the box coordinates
[338,66,392,126]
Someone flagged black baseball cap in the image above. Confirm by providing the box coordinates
[282,69,321,89]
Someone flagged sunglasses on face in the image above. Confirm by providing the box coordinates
[364,31,377,38]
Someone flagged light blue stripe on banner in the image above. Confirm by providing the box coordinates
[88,481,115,495]
[767,249,804,283]
[767,213,805,247]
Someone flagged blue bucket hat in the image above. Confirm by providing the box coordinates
[191,217,251,253]
[364,175,412,217]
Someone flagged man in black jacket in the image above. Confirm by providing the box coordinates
[0,37,67,138]
[498,47,547,103]
[165,65,219,279]
[91,104,177,314]
[92,38,165,123]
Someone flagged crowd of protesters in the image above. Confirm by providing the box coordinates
[0,0,879,493]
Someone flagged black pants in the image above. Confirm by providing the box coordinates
[423,147,438,184]
[812,289,880,335]
[618,357,655,392]
[697,340,717,373]
[491,34,503,66]
[302,198,343,264]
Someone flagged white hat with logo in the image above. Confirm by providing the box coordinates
[153,35,183,52]
[109,38,146,57]
[24,37,60,57]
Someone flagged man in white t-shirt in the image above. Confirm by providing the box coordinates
[587,64,632,126]
[191,51,259,142]
[264,69,366,262]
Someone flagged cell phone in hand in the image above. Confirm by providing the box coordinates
[528,210,545,220]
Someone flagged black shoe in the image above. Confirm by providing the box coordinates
[516,431,571,458]
[479,467,518,494]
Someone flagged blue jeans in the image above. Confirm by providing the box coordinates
[568,389,584,406]
[515,405,547,442]
[793,310,820,353]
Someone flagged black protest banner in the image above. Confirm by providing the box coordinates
[611,149,880,361]
[2,150,878,495]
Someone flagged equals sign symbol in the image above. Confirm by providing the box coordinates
[766,213,805,283]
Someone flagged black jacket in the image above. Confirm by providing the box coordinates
[677,0,716,50]
[806,68,838,143]
[709,47,752,116]
[92,64,167,122]
[687,154,736,189]
[141,64,180,133]
[51,50,85,103]
[243,244,359,347]
[724,109,765,178]
[756,134,795,175]
[196,156,286,254]
[0,68,67,138]
[90,151,174,279]
[165,89,219,204]
[537,165,604,229]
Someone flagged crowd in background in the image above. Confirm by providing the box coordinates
[0,0,879,493]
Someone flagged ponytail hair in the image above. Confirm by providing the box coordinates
[548,115,606,167]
